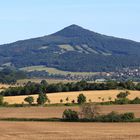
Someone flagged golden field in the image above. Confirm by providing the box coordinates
[4,90,140,104]
[0,104,140,140]
[0,105,140,118]
[0,121,140,140]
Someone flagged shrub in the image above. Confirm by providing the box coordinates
[66,97,69,102]
[62,109,79,121]
[114,98,130,104]
[77,94,86,104]
[60,99,63,103]
[130,97,140,104]
[121,112,135,120]
[95,111,135,122]
[71,100,75,104]
[24,96,34,105]
[117,91,130,99]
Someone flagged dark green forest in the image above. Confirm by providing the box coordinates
[0,68,26,84]
[1,80,140,96]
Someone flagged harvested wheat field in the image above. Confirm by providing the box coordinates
[4,90,140,104]
[0,104,140,118]
[0,121,140,140]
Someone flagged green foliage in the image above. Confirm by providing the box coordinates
[95,111,135,122]
[114,98,130,105]
[0,95,4,105]
[0,68,27,84]
[77,94,86,104]
[24,96,34,105]
[130,97,140,104]
[117,91,130,99]
[1,80,140,97]
[62,109,79,121]
[37,93,48,105]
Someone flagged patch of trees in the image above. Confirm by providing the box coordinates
[0,68,27,84]
[1,80,140,96]
[100,91,140,105]
[62,103,135,122]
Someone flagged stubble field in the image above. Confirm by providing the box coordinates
[0,121,140,140]
[1,90,140,140]
[4,90,140,104]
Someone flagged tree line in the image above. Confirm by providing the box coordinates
[1,80,140,96]
[0,68,27,84]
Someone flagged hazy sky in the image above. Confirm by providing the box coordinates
[0,0,140,44]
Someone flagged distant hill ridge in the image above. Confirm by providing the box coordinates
[0,24,140,72]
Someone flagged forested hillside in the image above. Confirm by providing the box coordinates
[0,25,140,72]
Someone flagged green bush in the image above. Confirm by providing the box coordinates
[24,96,34,105]
[77,94,86,104]
[95,111,135,122]
[37,93,48,105]
[62,109,79,121]
[117,91,130,99]
[130,97,140,104]
[114,98,130,104]
[121,112,135,120]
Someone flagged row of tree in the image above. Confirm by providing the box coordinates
[24,93,86,105]
[0,68,27,84]
[1,80,140,96]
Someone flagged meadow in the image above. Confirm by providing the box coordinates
[20,65,100,76]
[17,78,76,85]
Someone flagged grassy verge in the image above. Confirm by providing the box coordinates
[0,103,79,108]
[0,117,140,123]
[0,118,61,122]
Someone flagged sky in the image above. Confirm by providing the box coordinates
[0,0,140,44]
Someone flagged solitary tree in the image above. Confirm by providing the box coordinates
[37,92,48,105]
[62,109,79,121]
[71,100,75,104]
[77,93,86,104]
[66,97,69,103]
[24,96,34,105]
[60,99,63,103]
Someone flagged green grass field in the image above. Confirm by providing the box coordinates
[20,65,100,76]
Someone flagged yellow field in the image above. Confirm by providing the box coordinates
[4,90,140,104]
[0,121,139,140]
